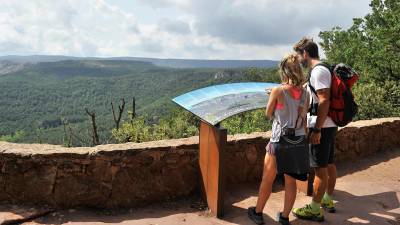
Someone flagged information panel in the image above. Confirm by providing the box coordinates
[172,82,279,125]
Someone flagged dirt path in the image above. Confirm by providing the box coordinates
[1,149,399,225]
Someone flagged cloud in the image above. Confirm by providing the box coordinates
[130,0,371,59]
[132,0,189,9]
[158,18,191,34]
[0,0,144,56]
[136,0,371,45]
[0,0,371,59]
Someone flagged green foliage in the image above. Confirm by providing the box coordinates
[152,109,199,140]
[112,116,152,143]
[222,109,272,134]
[0,60,241,145]
[244,67,281,83]
[353,81,400,119]
[320,0,400,82]
[111,68,277,143]
[319,0,400,120]
[0,60,278,146]
[112,109,199,143]
[0,130,26,142]
[112,107,273,143]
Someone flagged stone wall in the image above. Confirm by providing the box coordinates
[0,118,399,209]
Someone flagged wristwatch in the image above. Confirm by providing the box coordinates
[313,128,321,133]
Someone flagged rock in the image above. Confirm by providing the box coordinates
[245,145,258,165]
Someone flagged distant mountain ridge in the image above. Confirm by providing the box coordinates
[0,55,278,75]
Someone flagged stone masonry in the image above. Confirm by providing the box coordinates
[0,118,399,209]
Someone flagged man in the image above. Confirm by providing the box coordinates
[292,38,338,222]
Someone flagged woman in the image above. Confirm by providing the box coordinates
[248,53,310,225]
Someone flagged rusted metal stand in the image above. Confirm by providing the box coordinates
[199,121,227,218]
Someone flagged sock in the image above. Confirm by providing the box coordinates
[310,201,321,214]
[323,192,332,202]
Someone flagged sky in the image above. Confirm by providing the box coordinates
[0,0,371,60]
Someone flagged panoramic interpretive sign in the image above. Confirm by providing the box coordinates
[172,82,279,125]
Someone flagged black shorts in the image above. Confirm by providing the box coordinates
[309,127,338,168]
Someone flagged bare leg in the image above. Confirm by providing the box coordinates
[312,167,328,203]
[255,153,277,213]
[327,164,337,195]
[282,174,297,218]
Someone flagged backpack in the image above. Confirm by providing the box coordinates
[308,62,359,127]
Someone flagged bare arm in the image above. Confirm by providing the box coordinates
[303,92,310,134]
[309,88,330,144]
[315,88,330,129]
[265,87,279,119]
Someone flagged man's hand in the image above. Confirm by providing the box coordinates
[309,131,321,145]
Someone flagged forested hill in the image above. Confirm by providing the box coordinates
[0,59,279,145]
[0,55,278,72]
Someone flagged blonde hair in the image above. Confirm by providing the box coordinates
[279,53,305,86]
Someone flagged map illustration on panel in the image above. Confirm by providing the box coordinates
[172,82,279,126]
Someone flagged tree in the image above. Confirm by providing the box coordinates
[319,0,400,82]
[111,98,126,130]
[319,0,400,119]
[85,108,100,146]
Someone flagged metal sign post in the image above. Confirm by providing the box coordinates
[199,121,227,218]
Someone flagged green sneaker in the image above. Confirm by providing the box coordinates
[321,198,336,213]
[292,204,324,222]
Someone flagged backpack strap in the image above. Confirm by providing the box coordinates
[307,62,332,116]
[307,62,332,98]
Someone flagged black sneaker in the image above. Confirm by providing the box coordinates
[276,212,290,225]
[247,207,264,225]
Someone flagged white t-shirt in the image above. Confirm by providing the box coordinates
[307,65,337,128]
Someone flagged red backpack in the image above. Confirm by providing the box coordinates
[308,63,359,127]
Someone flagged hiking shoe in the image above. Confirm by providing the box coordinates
[321,198,336,213]
[247,207,264,225]
[276,212,290,225]
[292,204,324,222]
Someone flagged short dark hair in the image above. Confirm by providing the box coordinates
[293,37,319,59]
